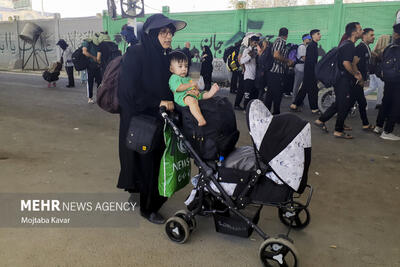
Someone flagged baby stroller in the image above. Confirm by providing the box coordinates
[161,99,313,267]
[42,61,62,87]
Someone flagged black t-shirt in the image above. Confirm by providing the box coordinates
[337,41,355,76]
[355,42,371,81]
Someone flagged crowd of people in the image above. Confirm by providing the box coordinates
[46,14,399,224]
[224,22,400,141]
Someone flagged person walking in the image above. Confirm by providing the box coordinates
[200,46,213,91]
[118,14,187,224]
[374,23,400,140]
[291,34,311,100]
[314,22,363,139]
[97,32,121,77]
[240,35,259,108]
[224,40,242,94]
[82,33,102,103]
[265,28,293,114]
[255,37,271,103]
[181,42,193,75]
[290,29,321,113]
[56,39,75,88]
[349,28,375,130]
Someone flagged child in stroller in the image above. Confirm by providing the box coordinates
[42,61,62,88]
[169,51,219,126]
[161,99,313,267]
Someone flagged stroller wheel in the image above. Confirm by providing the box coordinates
[278,201,310,230]
[165,216,190,244]
[259,237,298,267]
[174,210,197,232]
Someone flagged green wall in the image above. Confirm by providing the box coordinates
[103,0,400,58]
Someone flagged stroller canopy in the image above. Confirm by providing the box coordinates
[246,100,311,192]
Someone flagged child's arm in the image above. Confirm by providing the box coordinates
[176,80,197,92]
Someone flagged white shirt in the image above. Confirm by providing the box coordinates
[62,47,74,67]
[295,44,307,72]
[240,46,256,80]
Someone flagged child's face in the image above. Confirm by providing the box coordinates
[170,60,188,77]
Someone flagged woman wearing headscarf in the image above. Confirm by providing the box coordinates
[200,46,213,91]
[56,39,74,88]
[117,14,186,224]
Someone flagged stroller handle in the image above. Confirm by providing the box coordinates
[159,106,168,118]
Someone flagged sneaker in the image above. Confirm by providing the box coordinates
[373,126,383,134]
[283,93,293,98]
[380,132,400,141]
[88,98,95,104]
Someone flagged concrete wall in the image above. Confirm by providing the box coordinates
[0,16,102,70]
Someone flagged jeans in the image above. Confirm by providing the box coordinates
[265,72,284,115]
[319,75,352,132]
[87,66,102,98]
[349,83,369,126]
[292,68,304,100]
[376,81,400,133]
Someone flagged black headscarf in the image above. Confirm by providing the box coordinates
[56,39,68,50]
[202,45,213,60]
[117,14,187,192]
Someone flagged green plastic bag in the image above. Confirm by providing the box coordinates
[159,124,191,197]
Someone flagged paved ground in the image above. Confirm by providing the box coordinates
[0,71,399,267]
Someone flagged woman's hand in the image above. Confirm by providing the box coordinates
[160,100,174,111]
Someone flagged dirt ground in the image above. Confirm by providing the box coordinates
[0,71,399,267]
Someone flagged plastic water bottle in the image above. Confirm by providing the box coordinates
[217,156,225,167]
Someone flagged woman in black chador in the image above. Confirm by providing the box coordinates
[200,45,214,91]
[117,14,186,224]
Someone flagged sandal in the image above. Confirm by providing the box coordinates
[314,120,328,133]
[343,124,352,131]
[362,124,374,131]
[334,132,353,139]
[311,109,321,115]
[289,104,301,112]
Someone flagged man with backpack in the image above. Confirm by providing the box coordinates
[97,32,122,77]
[291,34,311,99]
[265,27,293,115]
[314,22,363,139]
[290,29,321,113]
[225,41,242,95]
[374,23,400,140]
[82,33,102,104]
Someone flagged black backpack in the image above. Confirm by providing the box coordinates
[315,41,349,87]
[72,46,90,71]
[381,44,400,82]
[223,45,235,63]
[178,97,240,160]
[227,49,240,72]
[100,41,122,71]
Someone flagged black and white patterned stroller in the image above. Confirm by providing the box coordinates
[161,99,313,267]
